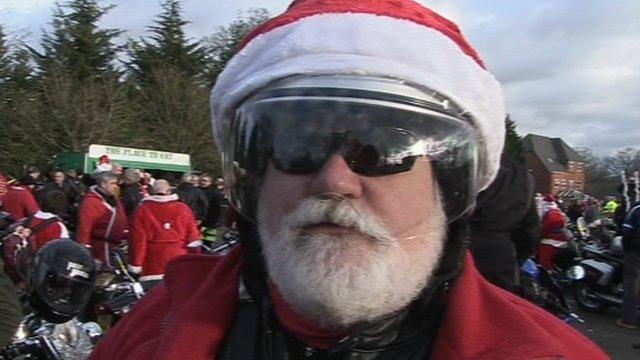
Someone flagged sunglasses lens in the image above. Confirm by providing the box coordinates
[271,132,330,174]
[345,127,418,176]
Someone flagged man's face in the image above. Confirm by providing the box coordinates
[100,179,119,196]
[200,177,212,188]
[215,178,225,190]
[54,172,65,185]
[257,154,446,328]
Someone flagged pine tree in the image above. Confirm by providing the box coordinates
[202,8,270,86]
[33,0,122,81]
[0,0,132,168]
[0,25,11,90]
[127,0,204,84]
[505,115,525,164]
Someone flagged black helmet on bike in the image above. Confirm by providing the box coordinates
[28,239,96,323]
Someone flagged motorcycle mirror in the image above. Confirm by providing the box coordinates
[566,265,586,280]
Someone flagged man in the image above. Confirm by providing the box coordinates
[76,171,128,265]
[538,195,571,270]
[618,201,640,329]
[121,168,144,218]
[26,166,45,195]
[2,176,40,221]
[199,174,223,227]
[40,170,79,212]
[90,1,606,359]
[199,174,223,245]
[469,149,540,291]
[128,180,200,283]
[23,190,70,250]
[176,173,208,224]
[603,196,619,218]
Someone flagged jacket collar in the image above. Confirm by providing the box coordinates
[143,194,179,203]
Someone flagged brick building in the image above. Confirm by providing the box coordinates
[522,134,585,195]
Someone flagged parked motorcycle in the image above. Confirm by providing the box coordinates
[571,236,625,313]
[88,250,148,328]
[1,315,101,360]
[0,239,101,359]
[519,258,584,323]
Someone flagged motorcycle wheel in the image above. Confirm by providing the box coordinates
[573,280,610,313]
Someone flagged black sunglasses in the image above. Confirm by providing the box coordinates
[269,126,420,176]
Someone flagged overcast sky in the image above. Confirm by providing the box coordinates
[1,0,638,156]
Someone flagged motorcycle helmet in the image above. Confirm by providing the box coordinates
[28,239,96,323]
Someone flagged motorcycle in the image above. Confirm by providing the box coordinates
[0,314,101,360]
[1,240,101,359]
[519,258,584,323]
[186,229,238,255]
[88,250,148,329]
[571,236,626,313]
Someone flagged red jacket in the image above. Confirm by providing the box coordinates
[89,248,607,360]
[541,208,567,241]
[129,194,200,280]
[29,211,69,250]
[2,185,39,221]
[76,187,129,263]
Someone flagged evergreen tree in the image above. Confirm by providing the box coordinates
[33,0,122,81]
[0,25,10,86]
[202,8,270,86]
[0,0,132,171]
[504,115,525,164]
[127,0,204,84]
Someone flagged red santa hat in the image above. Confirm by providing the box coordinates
[99,154,111,164]
[211,0,505,191]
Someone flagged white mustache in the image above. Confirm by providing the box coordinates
[281,194,394,244]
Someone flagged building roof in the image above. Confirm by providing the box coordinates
[522,134,583,173]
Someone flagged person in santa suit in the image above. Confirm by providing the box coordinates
[27,190,70,250]
[2,176,40,221]
[89,1,606,359]
[128,180,200,284]
[76,171,129,266]
[537,194,571,270]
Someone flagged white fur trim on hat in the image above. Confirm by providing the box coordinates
[211,13,505,191]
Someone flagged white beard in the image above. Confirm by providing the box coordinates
[258,195,446,329]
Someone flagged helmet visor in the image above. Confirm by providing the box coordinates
[34,266,94,316]
[225,94,479,231]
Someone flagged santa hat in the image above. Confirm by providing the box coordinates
[211,0,505,191]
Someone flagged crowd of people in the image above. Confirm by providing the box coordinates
[531,175,640,331]
[0,166,228,281]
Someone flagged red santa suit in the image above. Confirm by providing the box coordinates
[89,248,607,360]
[28,210,69,250]
[129,194,200,281]
[538,197,569,269]
[1,185,39,221]
[76,186,129,264]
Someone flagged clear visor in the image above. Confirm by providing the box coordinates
[35,268,94,315]
[225,95,478,242]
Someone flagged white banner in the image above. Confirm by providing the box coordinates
[88,144,190,166]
